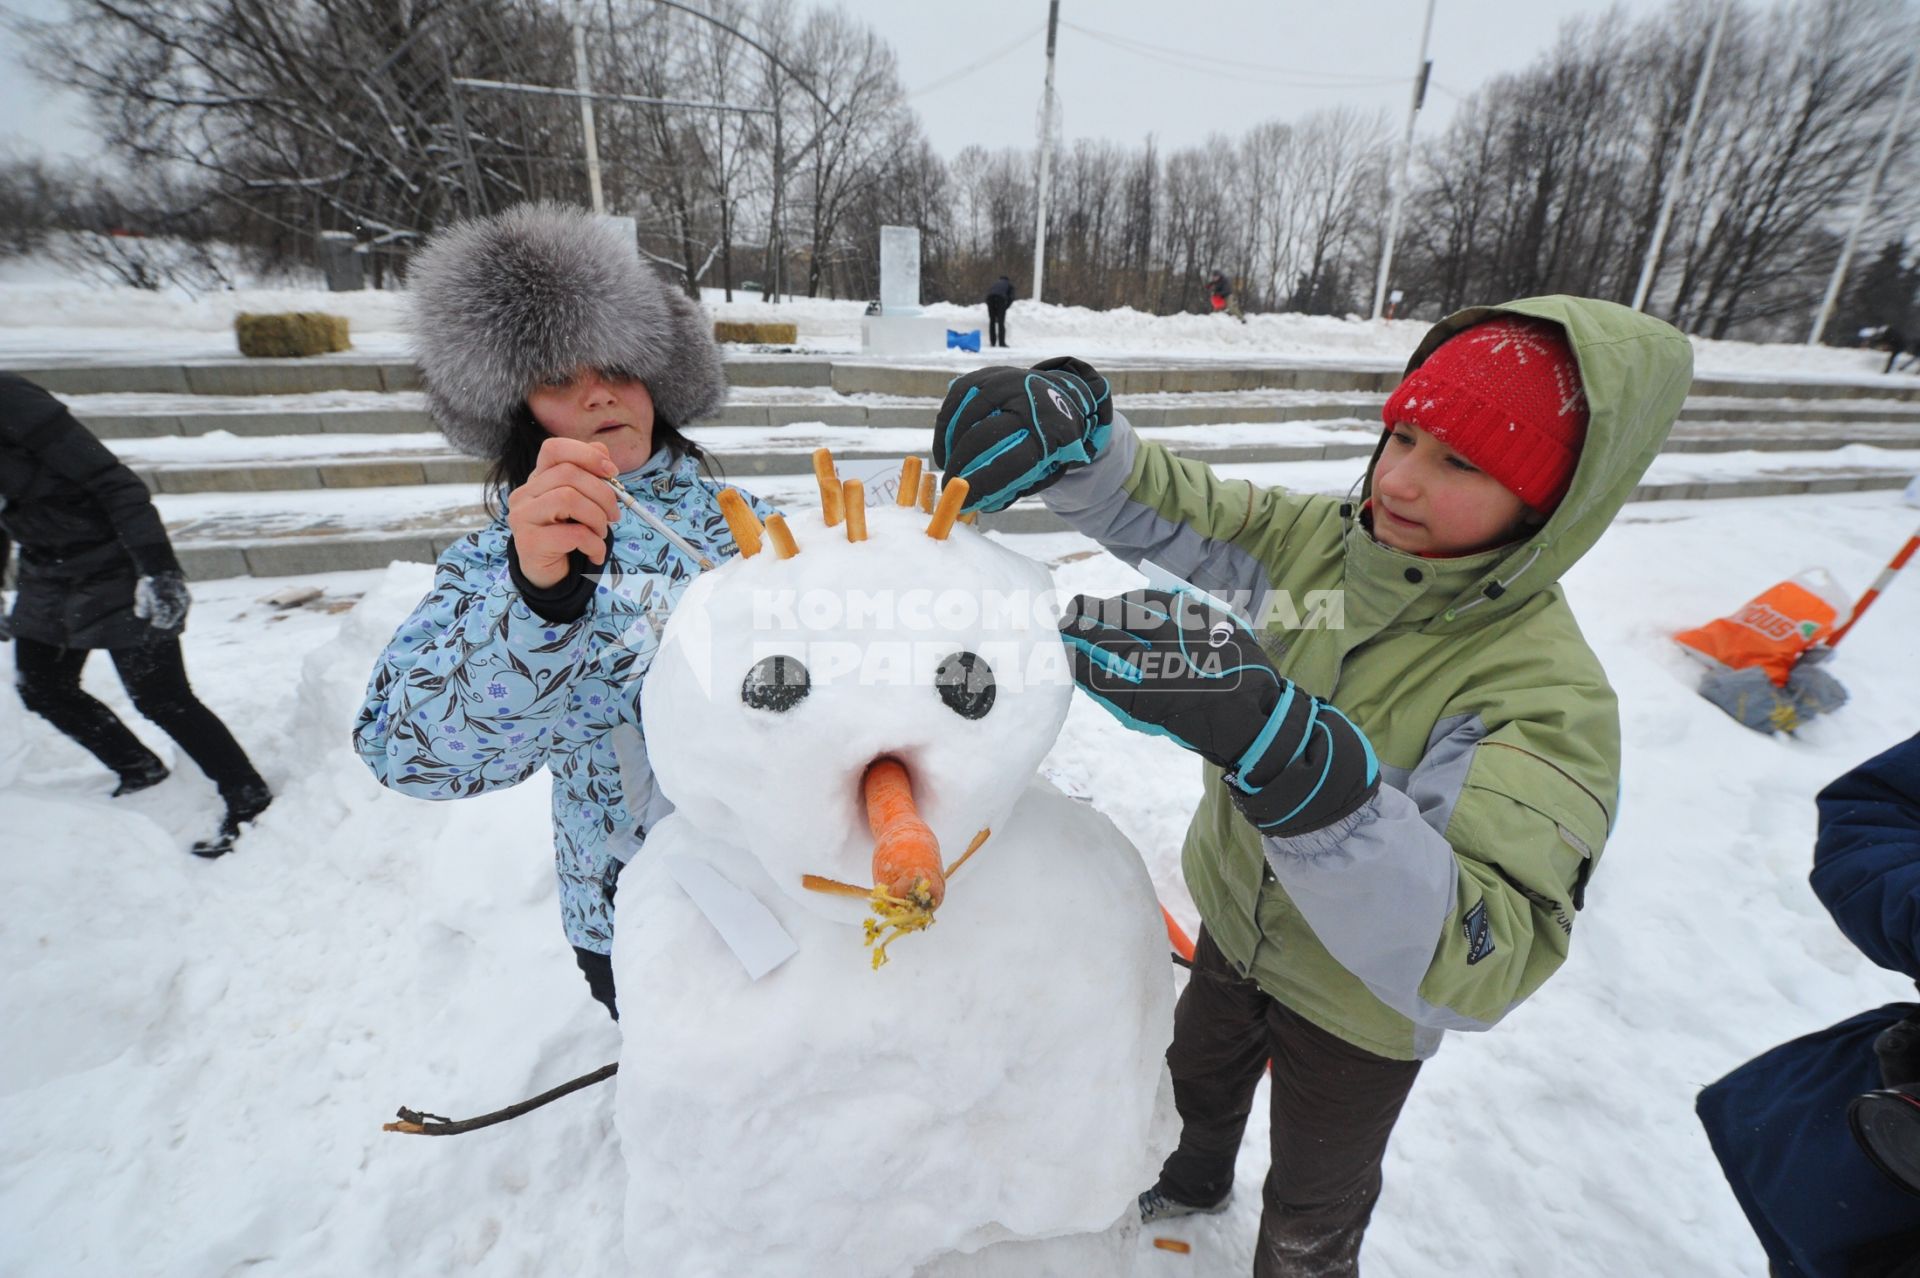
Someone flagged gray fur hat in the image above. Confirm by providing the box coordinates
[406,202,728,457]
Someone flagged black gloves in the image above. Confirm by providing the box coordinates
[133,571,191,634]
[933,356,1113,513]
[1058,589,1380,837]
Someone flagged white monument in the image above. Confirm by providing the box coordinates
[862,225,948,355]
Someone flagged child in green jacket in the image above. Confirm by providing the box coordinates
[934,297,1692,1276]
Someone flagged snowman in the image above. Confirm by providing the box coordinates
[609,455,1175,1278]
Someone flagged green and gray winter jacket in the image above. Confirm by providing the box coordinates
[1045,296,1692,1060]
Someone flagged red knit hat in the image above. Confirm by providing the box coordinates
[1381,316,1589,514]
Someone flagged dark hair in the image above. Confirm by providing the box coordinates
[483,402,721,519]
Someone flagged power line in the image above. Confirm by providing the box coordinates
[910,23,1046,98]
[1060,21,1406,90]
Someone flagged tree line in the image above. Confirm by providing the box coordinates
[2,0,1915,340]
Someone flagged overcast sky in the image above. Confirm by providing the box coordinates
[1,0,1683,164]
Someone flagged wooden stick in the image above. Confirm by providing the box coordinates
[896,456,923,506]
[382,1062,617,1136]
[812,448,844,527]
[801,873,872,898]
[843,480,867,542]
[927,478,969,540]
[717,488,763,558]
[943,827,990,877]
[918,472,935,513]
[765,512,800,559]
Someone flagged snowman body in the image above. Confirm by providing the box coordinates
[612,501,1174,1278]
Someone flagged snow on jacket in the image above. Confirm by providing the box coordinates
[353,448,770,953]
[1042,295,1693,1060]
[0,372,184,649]
[1697,732,1920,1278]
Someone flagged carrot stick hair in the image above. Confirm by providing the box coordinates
[896,457,923,507]
[812,449,844,527]
[717,488,763,557]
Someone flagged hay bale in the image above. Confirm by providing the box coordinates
[713,321,798,345]
[235,312,352,358]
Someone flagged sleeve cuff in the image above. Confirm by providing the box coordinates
[1040,412,1138,517]
[1259,792,1382,860]
[508,536,598,623]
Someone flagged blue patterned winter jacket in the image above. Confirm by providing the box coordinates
[354,449,769,953]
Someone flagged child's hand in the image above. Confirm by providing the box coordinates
[1058,588,1378,837]
[933,357,1112,513]
[507,437,621,589]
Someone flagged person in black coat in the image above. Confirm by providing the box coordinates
[984,274,1014,348]
[1697,731,1920,1277]
[1,371,271,857]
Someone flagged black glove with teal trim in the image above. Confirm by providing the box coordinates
[1058,588,1380,837]
[933,356,1112,513]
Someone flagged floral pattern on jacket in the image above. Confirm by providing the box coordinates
[353,449,770,953]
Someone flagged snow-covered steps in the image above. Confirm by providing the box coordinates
[25,353,1920,403]
[62,379,1920,447]
[111,414,1920,497]
[11,355,840,396]
[156,446,1920,579]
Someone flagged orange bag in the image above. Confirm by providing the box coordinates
[1674,570,1850,687]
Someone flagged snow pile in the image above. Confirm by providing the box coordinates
[2,256,1914,388]
[2,468,1920,1269]
[615,500,1173,1277]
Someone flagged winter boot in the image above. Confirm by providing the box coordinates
[112,761,171,797]
[1138,1184,1233,1225]
[190,784,273,859]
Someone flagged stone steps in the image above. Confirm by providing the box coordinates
[22,354,1920,402]
[27,353,1917,580]
[117,412,1920,496]
[67,391,1920,441]
[162,465,1918,580]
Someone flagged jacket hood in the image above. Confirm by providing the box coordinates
[1350,295,1692,630]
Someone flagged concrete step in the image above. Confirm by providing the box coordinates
[13,356,836,397]
[160,453,1920,580]
[71,390,1920,443]
[22,354,1920,403]
[115,412,1920,496]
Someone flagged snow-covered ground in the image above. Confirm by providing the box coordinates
[3,488,1918,1276]
[4,268,1917,390]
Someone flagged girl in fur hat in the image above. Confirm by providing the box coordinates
[353,203,771,1019]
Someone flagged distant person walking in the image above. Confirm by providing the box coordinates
[985,274,1015,348]
[1207,270,1243,322]
[1870,324,1917,375]
[0,372,272,857]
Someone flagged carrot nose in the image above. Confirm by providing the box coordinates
[864,758,945,910]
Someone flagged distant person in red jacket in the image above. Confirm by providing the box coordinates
[1207,270,1243,322]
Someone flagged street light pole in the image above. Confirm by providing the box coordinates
[1632,0,1730,313]
[1808,44,1919,346]
[572,22,606,215]
[1032,0,1060,304]
[1371,0,1435,322]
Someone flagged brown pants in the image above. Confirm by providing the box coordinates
[1156,928,1421,1277]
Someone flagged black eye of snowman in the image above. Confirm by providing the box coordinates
[741,655,810,712]
[934,651,996,720]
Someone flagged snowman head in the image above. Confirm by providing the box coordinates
[641,462,1073,921]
